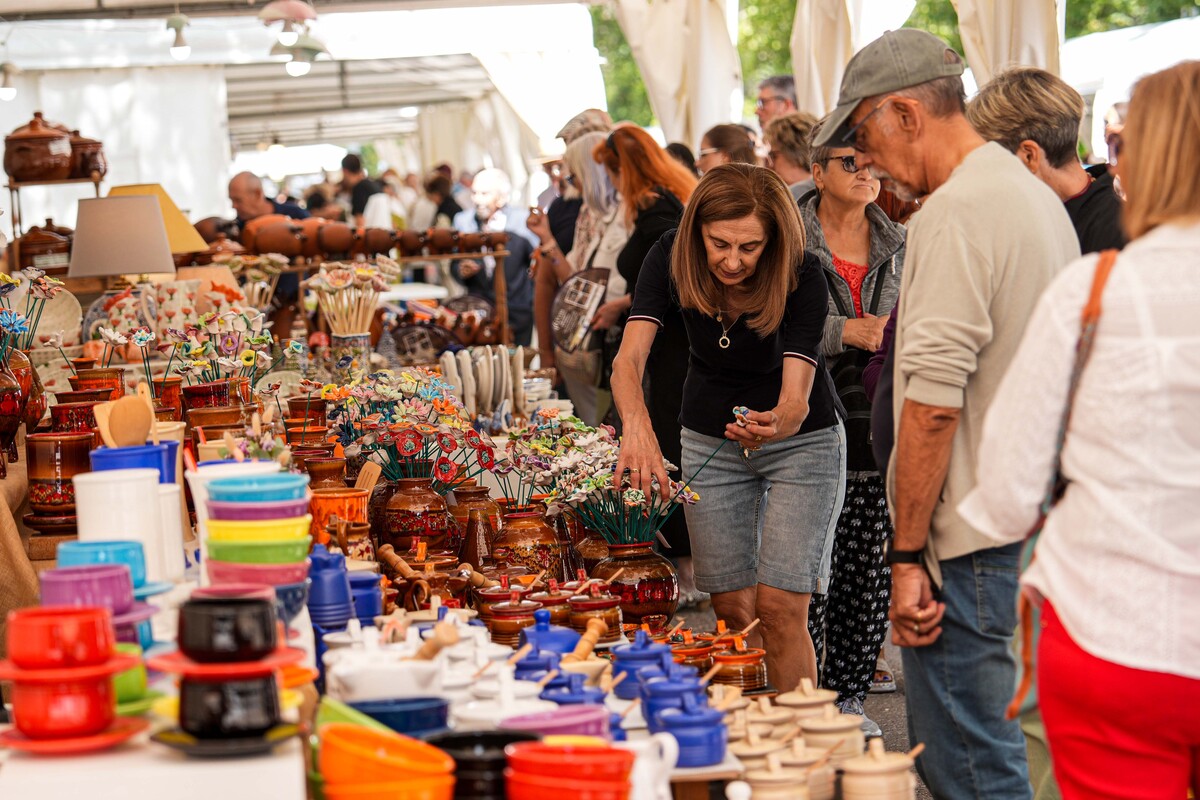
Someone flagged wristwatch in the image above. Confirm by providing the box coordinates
[884,539,924,565]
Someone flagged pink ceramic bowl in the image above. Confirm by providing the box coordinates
[206,559,310,587]
[207,498,311,521]
[498,704,610,739]
[191,583,277,603]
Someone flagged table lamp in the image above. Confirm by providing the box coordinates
[69,195,175,341]
[107,183,207,255]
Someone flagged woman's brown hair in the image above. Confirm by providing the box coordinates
[671,163,806,337]
[1121,61,1200,239]
[701,124,756,165]
[593,126,697,226]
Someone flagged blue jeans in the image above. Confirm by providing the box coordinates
[680,424,845,594]
[902,541,1032,799]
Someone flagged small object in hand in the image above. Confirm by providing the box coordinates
[733,406,751,427]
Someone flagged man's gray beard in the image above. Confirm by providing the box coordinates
[870,167,918,203]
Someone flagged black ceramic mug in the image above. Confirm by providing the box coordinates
[179,675,280,739]
[177,597,277,663]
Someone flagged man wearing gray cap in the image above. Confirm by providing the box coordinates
[814,30,1079,799]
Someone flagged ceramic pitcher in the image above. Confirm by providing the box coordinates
[617,733,679,800]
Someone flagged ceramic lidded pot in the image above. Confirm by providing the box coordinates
[591,542,679,625]
[486,591,542,648]
[799,703,867,764]
[4,112,72,181]
[839,737,917,799]
[609,629,672,701]
[383,476,452,553]
[517,608,581,654]
[474,576,532,622]
[528,583,575,626]
[656,693,727,768]
[710,644,769,691]
[567,592,623,645]
[775,677,839,720]
[68,129,106,179]
[26,431,92,514]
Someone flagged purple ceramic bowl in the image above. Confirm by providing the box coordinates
[498,704,610,739]
[39,564,135,614]
[207,498,311,521]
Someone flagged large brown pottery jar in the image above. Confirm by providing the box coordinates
[490,509,568,582]
[448,485,502,545]
[383,477,452,555]
[14,350,47,433]
[591,543,679,625]
[575,527,610,575]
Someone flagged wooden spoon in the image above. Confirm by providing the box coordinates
[93,401,118,448]
[355,461,382,493]
[562,618,607,663]
[108,395,153,447]
[136,383,159,445]
[409,621,459,661]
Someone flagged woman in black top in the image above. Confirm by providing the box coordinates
[592,127,702,603]
[613,163,846,691]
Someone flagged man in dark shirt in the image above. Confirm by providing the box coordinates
[967,67,1125,254]
[228,170,308,300]
[341,154,382,227]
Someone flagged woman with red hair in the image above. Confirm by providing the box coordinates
[592,126,703,605]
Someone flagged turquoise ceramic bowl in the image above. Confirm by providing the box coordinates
[206,474,310,503]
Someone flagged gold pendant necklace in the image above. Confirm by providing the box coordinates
[716,308,733,349]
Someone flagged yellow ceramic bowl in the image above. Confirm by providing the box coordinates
[207,515,313,542]
[542,735,608,748]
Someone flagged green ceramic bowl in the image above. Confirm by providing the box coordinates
[207,537,311,565]
[112,642,147,703]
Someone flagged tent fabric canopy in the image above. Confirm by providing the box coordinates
[952,0,1061,86]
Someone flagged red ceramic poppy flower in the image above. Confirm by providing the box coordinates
[464,428,483,449]
[397,428,423,456]
[433,457,458,482]
[414,423,438,437]
[436,432,459,454]
[475,445,495,471]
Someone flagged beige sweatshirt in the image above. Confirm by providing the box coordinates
[888,142,1081,573]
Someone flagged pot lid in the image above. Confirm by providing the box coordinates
[18,226,69,246]
[492,596,541,616]
[7,112,70,142]
[841,738,915,774]
[567,594,620,611]
[712,648,766,664]
[643,676,704,696]
[745,766,808,785]
[612,629,672,659]
[775,678,839,708]
[529,590,574,606]
[799,708,863,733]
[69,129,101,145]
[656,697,723,728]
[729,738,785,757]
[478,583,530,601]
[41,218,73,236]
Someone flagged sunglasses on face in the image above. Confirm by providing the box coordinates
[565,173,578,187]
[827,155,860,174]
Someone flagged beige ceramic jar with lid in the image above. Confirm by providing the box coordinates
[839,738,917,800]
[745,695,796,727]
[729,726,785,771]
[775,677,838,719]
[776,740,836,800]
[725,708,776,743]
[799,703,865,764]
[743,754,815,799]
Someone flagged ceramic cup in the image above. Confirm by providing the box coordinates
[111,642,147,703]
[26,431,93,513]
[181,380,232,411]
[309,488,369,544]
[177,597,278,663]
[90,443,175,484]
[179,674,280,739]
[6,606,115,670]
[74,469,167,583]
[40,564,135,614]
[56,540,147,588]
[11,674,116,740]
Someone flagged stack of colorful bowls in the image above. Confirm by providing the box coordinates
[56,540,175,650]
[147,594,304,757]
[39,564,158,650]
[319,723,456,800]
[0,607,149,754]
[426,731,538,800]
[504,742,634,800]
[205,473,312,628]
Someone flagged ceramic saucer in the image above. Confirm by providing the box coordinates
[21,512,78,536]
[0,716,148,755]
[117,689,165,717]
[150,723,300,758]
[0,652,138,683]
[148,646,304,677]
[112,602,158,627]
[133,580,174,600]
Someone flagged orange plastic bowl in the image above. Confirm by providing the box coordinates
[322,776,454,800]
[319,723,454,785]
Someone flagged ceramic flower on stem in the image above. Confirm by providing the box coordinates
[220,253,289,311]
[16,269,65,350]
[325,367,497,495]
[46,330,77,376]
[301,257,401,336]
[252,339,304,388]
[97,326,128,368]
[0,310,30,369]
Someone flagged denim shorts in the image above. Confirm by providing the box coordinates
[680,424,846,595]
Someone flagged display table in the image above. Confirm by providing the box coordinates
[0,729,306,799]
[0,445,37,663]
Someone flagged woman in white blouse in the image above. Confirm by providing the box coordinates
[959,61,1200,800]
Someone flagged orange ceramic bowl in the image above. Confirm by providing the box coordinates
[322,776,454,800]
[319,723,455,785]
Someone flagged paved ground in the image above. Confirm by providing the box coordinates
[678,603,934,799]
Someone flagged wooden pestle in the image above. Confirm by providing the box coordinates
[377,545,419,580]
[408,621,460,661]
[562,618,608,663]
[458,562,499,588]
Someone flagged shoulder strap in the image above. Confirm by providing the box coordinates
[823,270,855,319]
[866,258,888,316]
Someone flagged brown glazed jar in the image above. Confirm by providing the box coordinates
[711,647,768,691]
[474,578,532,623]
[528,586,575,626]
[486,592,541,648]
[383,477,452,553]
[567,594,623,644]
[448,484,503,542]
[490,510,567,582]
[4,112,72,181]
[68,130,106,179]
[671,641,716,672]
[305,457,346,490]
[591,543,680,625]
[26,432,92,514]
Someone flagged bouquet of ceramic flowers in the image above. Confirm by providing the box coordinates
[302,257,401,336]
[0,309,30,369]
[218,252,290,311]
[526,410,701,546]
[325,367,498,494]
[0,268,66,350]
[169,310,301,389]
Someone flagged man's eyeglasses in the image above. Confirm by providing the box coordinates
[756,95,785,110]
[826,155,860,174]
[840,95,905,149]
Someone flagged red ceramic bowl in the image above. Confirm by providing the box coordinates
[11,675,116,739]
[505,769,630,800]
[207,498,311,521]
[505,742,635,781]
[206,559,310,587]
[7,606,115,670]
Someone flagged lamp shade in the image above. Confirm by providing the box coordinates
[108,183,207,254]
[68,196,175,278]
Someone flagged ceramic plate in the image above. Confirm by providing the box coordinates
[475,349,493,417]
[0,716,148,755]
[510,346,525,416]
[491,347,505,412]
[456,350,476,418]
[133,580,174,600]
[0,652,138,683]
[21,512,77,536]
[147,646,304,678]
[150,723,300,758]
[440,352,462,406]
[117,689,165,717]
[32,289,84,348]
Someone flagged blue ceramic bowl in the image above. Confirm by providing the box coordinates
[350,697,449,737]
[90,443,175,484]
[206,473,310,503]
[273,579,311,627]
[56,540,147,588]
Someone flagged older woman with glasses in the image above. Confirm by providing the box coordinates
[798,118,905,738]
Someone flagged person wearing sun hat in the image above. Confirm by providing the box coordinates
[815,29,1079,799]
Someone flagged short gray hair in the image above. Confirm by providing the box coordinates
[758,75,796,105]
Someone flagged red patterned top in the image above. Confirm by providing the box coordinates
[832,254,870,316]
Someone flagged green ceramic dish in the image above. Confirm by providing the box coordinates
[117,689,165,717]
[207,537,311,565]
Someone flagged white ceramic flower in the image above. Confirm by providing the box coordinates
[46,330,64,349]
[98,327,128,346]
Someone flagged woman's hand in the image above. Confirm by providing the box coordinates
[592,298,627,331]
[723,404,807,448]
[527,209,553,243]
[615,422,670,500]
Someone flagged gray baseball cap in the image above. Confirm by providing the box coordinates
[813,29,965,147]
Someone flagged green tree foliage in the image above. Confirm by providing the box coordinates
[590,4,654,126]
[739,0,798,114]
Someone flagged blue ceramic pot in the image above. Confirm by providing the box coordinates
[610,630,673,700]
[657,694,727,768]
[518,609,581,654]
[643,676,707,732]
[540,673,606,706]
[348,572,382,621]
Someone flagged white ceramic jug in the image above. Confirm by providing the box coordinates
[617,732,679,800]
